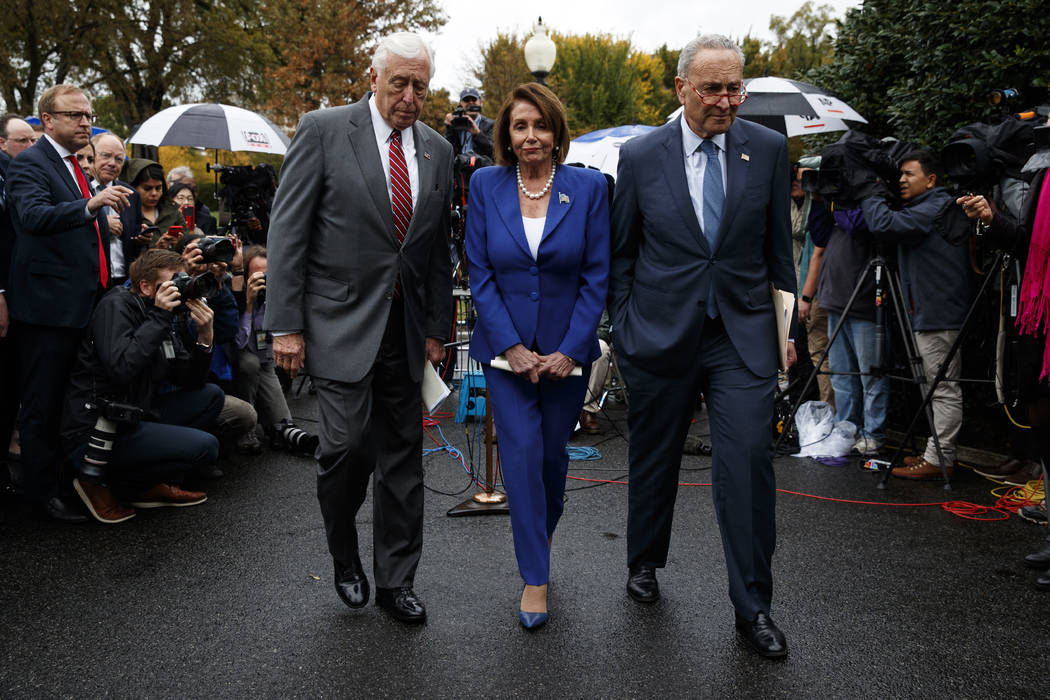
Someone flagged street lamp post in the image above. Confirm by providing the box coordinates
[523,17,556,85]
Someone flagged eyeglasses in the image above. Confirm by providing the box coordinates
[686,79,748,106]
[49,111,96,123]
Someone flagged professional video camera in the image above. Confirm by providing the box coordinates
[206,162,277,243]
[79,399,145,482]
[171,270,220,308]
[812,131,918,208]
[268,418,319,457]
[450,104,482,130]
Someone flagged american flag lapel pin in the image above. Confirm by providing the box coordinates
[424,152,431,160]
[559,192,570,204]
[740,153,750,161]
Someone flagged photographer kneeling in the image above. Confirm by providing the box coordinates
[232,246,318,456]
[64,249,222,523]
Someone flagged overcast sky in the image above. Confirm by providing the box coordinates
[422,0,862,96]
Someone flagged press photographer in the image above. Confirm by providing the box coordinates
[207,162,276,244]
[62,249,223,524]
[443,88,494,159]
[862,148,969,481]
[232,245,319,456]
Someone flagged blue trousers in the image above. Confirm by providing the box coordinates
[825,310,889,442]
[484,364,589,586]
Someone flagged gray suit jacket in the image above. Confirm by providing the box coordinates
[264,96,454,383]
[609,116,794,378]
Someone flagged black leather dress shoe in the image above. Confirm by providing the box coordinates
[1024,543,1050,569]
[1037,569,1050,592]
[334,556,369,608]
[41,496,89,523]
[735,612,788,658]
[626,566,660,603]
[375,586,427,624]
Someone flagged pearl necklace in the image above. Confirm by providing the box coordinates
[517,162,556,200]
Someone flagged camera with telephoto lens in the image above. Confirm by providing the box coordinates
[170,271,220,310]
[815,131,918,208]
[79,399,144,482]
[269,418,319,457]
[451,104,482,131]
[197,236,235,265]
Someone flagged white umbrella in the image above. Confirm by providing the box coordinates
[566,124,656,177]
[127,103,290,154]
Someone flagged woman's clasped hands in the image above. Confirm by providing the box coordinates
[503,343,576,383]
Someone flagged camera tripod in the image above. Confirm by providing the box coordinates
[776,244,950,489]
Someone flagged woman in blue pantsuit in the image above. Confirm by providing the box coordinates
[466,83,609,629]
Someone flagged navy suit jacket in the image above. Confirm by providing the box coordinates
[467,164,610,365]
[610,116,794,378]
[6,137,111,328]
[0,152,14,292]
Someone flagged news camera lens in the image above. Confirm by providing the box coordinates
[171,271,220,305]
[198,236,235,265]
[271,419,319,456]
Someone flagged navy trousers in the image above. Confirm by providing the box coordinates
[484,364,589,586]
[620,319,777,620]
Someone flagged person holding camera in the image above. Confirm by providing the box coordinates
[63,248,221,523]
[863,148,969,480]
[232,245,315,455]
[444,87,494,159]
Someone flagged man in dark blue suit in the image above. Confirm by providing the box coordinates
[610,35,796,658]
[6,85,134,521]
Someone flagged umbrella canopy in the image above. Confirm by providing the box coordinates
[566,124,656,176]
[127,103,290,154]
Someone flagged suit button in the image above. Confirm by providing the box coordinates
[385,292,393,300]
[529,266,538,276]
[529,291,539,301]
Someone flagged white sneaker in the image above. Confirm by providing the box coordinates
[851,436,883,456]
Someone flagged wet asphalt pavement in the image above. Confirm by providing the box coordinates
[1,389,1048,698]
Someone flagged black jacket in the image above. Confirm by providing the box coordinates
[62,285,212,447]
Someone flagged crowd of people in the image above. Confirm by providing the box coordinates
[0,95,316,529]
[1,27,1048,659]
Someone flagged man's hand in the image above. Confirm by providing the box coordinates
[274,333,306,378]
[465,114,480,135]
[154,280,181,312]
[246,271,266,311]
[0,293,9,337]
[106,214,123,237]
[537,351,576,381]
[504,343,541,384]
[785,340,797,369]
[87,185,133,214]
[957,194,994,224]
[185,298,215,347]
[797,298,812,324]
[426,337,445,365]
[181,240,205,272]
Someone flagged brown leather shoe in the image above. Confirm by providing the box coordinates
[902,455,921,466]
[131,483,207,508]
[1000,460,1044,487]
[892,459,952,481]
[74,478,136,524]
[578,410,601,435]
[974,457,1023,480]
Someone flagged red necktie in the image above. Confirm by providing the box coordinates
[388,130,413,244]
[67,155,108,288]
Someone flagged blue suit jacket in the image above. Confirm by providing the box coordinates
[7,137,111,328]
[466,164,610,365]
[609,116,795,378]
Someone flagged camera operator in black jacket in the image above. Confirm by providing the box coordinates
[63,248,223,524]
[443,88,494,159]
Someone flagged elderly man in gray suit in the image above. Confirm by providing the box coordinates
[264,32,453,624]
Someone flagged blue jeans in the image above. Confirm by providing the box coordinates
[826,311,888,443]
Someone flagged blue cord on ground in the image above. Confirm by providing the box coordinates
[567,446,602,461]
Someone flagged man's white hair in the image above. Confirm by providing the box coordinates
[371,32,435,79]
[677,34,745,77]
[166,165,195,184]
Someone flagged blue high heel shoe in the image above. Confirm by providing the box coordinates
[518,609,549,629]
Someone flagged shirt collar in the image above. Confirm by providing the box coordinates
[44,133,76,160]
[679,115,726,156]
[368,93,415,151]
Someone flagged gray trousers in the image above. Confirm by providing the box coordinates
[915,330,963,466]
[313,303,423,589]
[583,338,612,414]
[234,350,292,428]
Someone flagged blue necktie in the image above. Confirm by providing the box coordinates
[700,139,724,318]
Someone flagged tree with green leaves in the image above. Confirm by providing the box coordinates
[810,0,1050,147]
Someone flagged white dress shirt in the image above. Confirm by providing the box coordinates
[368,95,420,208]
[44,133,94,219]
[680,118,727,235]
